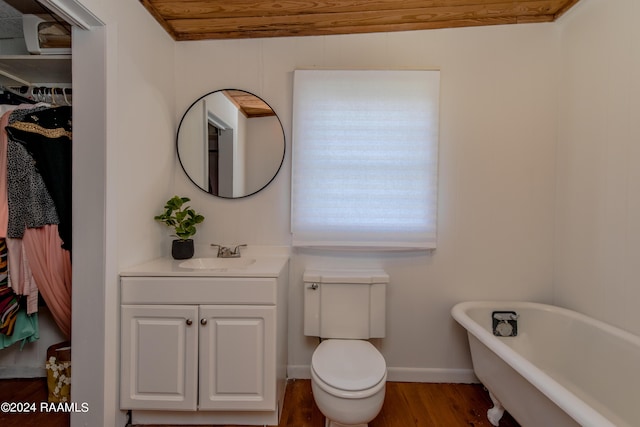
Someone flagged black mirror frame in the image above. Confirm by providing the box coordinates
[176,89,286,199]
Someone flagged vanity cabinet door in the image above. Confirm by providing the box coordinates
[121,305,199,410]
[198,305,276,411]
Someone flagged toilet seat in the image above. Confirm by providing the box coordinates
[311,365,387,401]
[312,339,386,397]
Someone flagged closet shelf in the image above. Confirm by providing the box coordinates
[0,55,71,87]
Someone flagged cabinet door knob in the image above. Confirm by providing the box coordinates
[186,319,193,326]
[200,318,208,326]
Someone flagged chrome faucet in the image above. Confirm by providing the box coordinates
[210,243,247,258]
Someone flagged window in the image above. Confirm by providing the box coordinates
[291,69,440,249]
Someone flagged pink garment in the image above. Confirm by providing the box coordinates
[22,225,71,339]
[6,238,38,314]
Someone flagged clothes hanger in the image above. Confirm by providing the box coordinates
[0,87,35,105]
[62,88,71,106]
[50,87,59,106]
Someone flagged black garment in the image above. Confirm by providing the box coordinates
[6,106,72,251]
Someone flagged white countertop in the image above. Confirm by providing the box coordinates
[120,246,290,278]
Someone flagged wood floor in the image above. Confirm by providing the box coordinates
[0,378,69,427]
[267,379,521,427]
[0,378,520,427]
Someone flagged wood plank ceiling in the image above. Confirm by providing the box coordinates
[139,0,582,41]
[224,90,275,118]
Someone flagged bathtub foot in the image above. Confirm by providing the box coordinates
[487,391,504,426]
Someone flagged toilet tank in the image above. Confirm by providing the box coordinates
[304,270,388,339]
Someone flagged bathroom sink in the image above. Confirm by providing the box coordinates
[179,257,256,270]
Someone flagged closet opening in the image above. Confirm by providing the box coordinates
[0,1,102,426]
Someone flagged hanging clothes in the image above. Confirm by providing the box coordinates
[0,237,39,349]
[0,103,71,340]
[0,238,19,335]
[5,106,72,251]
[0,288,19,336]
[5,106,61,240]
[23,226,71,338]
[6,106,72,337]
[0,308,39,350]
[0,104,42,347]
[0,107,14,239]
[6,237,38,315]
[1,106,46,316]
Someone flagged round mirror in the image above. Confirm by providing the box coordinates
[177,89,285,198]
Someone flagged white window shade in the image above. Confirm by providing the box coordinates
[291,69,440,249]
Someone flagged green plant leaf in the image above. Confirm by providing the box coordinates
[154,195,204,240]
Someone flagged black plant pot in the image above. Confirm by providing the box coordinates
[172,239,194,260]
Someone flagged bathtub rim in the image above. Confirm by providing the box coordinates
[451,300,639,427]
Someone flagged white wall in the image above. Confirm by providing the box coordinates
[179,99,207,188]
[64,0,640,423]
[71,0,176,426]
[245,115,284,194]
[175,24,559,381]
[555,0,640,335]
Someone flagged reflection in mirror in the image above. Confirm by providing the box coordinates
[177,89,285,198]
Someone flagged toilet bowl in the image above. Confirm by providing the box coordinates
[310,339,387,427]
[304,270,389,427]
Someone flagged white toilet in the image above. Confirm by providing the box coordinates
[304,270,389,427]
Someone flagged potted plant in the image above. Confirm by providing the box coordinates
[154,195,205,260]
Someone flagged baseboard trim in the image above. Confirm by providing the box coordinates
[387,367,478,383]
[287,365,310,379]
[288,365,478,384]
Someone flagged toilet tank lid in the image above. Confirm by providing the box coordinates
[303,269,389,284]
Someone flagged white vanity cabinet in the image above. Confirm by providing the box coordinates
[119,256,288,426]
[198,304,276,411]
[121,304,199,411]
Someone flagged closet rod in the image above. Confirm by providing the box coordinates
[0,69,30,86]
[2,86,72,105]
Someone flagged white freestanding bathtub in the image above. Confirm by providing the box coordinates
[451,301,640,427]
